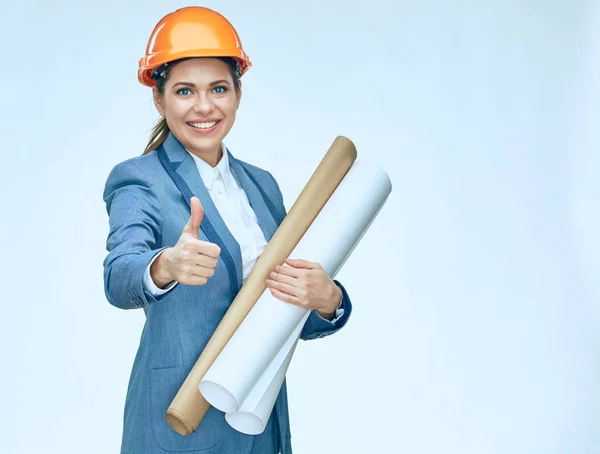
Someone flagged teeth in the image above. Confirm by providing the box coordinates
[189,121,218,129]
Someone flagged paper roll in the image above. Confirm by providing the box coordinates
[200,294,309,414]
[225,325,303,434]
[200,161,392,434]
[166,136,357,435]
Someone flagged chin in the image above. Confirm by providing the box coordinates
[187,137,222,154]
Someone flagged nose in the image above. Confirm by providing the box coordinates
[193,92,215,115]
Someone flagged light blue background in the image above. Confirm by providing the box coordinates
[1,0,598,452]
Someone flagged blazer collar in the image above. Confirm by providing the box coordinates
[228,153,279,242]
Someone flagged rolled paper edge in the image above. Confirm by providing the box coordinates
[166,408,195,436]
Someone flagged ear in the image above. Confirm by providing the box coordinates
[152,87,165,116]
[235,81,243,111]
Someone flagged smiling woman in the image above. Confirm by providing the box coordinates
[102,6,353,454]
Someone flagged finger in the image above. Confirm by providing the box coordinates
[192,264,216,279]
[265,278,299,298]
[198,240,221,258]
[269,287,302,306]
[192,254,219,269]
[268,270,297,286]
[186,239,221,258]
[284,258,318,269]
[182,275,209,286]
[182,197,204,238]
[275,264,301,278]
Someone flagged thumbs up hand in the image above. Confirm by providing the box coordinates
[150,197,221,288]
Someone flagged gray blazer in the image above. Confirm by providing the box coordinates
[103,133,352,453]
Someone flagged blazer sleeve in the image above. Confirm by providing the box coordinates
[103,159,168,310]
[300,280,353,341]
[266,172,353,341]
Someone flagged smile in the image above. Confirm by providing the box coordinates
[187,120,220,130]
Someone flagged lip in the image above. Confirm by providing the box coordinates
[187,119,221,134]
[187,119,222,123]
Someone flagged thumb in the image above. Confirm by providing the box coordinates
[182,197,204,238]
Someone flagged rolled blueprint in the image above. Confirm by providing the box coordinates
[166,136,358,436]
[200,161,392,434]
[226,331,302,434]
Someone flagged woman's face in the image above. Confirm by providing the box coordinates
[153,58,241,164]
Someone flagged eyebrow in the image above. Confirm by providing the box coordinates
[172,80,231,88]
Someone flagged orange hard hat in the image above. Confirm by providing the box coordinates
[138,6,252,87]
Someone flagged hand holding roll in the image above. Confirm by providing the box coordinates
[151,196,221,288]
[265,259,342,319]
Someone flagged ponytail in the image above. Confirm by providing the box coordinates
[142,117,169,155]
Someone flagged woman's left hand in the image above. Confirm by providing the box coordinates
[265,258,342,320]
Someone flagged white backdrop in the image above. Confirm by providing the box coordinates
[1,0,598,453]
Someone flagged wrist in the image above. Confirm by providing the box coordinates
[317,286,342,320]
[331,284,342,309]
[151,248,174,289]
[317,308,336,320]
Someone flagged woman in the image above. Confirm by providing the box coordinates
[103,6,352,454]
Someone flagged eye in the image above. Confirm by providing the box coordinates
[213,86,228,95]
[176,87,191,96]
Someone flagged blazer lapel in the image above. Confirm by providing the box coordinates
[162,133,243,291]
[228,151,280,242]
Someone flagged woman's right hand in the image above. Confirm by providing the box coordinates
[150,197,221,288]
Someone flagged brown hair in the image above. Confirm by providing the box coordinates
[142,57,242,155]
